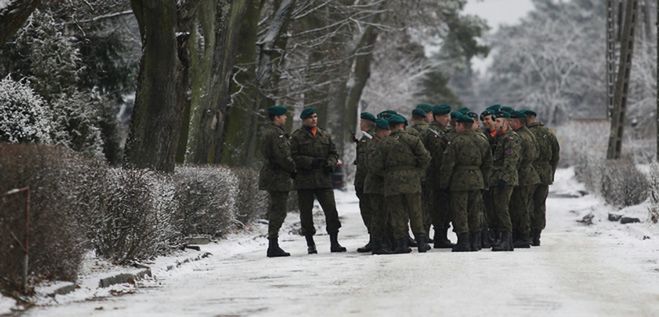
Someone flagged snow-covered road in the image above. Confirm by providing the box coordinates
[26,169,659,316]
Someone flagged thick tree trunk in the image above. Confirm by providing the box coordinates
[0,0,40,45]
[656,0,658,161]
[124,0,181,172]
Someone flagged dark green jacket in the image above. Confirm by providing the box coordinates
[439,130,493,191]
[410,121,429,136]
[371,130,431,196]
[354,130,374,189]
[290,126,339,190]
[258,123,296,192]
[423,121,449,185]
[515,126,541,186]
[490,130,521,187]
[528,122,560,184]
[364,135,386,195]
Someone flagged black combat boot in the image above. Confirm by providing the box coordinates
[531,230,541,246]
[490,229,500,246]
[513,233,531,248]
[394,238,412,254]
[371,238,393,255]
[471,231,482,251]
[416,234,431,253]
[305,235,317,254]
[407,234,418,247]
[481,229,491,248]
[357,235,373,253]
[434,227,456,249]
[452,233,471,252]
[329,232,347,252]
[267,237,291,257]
[492,232,514,252]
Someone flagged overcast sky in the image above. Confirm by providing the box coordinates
[464,0,535,72]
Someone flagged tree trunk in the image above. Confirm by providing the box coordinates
[606,0,616,118]
[124,0,181,172]
[607,0,638,160]
[0,0,40,45]
[656,0,658,161]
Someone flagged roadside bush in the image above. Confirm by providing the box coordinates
[600,159,649,208]
[0,76,53,144]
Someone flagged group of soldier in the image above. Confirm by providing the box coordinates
[258,103,559,258]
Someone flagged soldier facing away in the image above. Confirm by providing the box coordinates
[290,107,346,254]
[364,118,393,254]
[258,105,297,258]
[355,112,377,253]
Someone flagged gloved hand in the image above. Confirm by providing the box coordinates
[496,179,507,189]
[311,158,324,169]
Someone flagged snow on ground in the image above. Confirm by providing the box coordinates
[0,295,14,316]
[21,169,659,316]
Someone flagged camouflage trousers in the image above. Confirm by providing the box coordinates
[510,185,536,240]
[386,193,426,239]
[492,185,514,232]
[531,184,549,232]
[449,190,482,234]
[356,186,372,234]
[421,181,433,233]
[297,189,342,236]
[482,189,494,230]
[267,191,289,239]
[367,193,392,241]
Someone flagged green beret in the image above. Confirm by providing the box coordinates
[450,111,462,120]
[457,107,471,114]
[467,112,478,119]
[416,103,433,114]
[300,107,317,119]
[388,114,407,125]
[519,109,537,117]
[486,104,502,113]
[480,110,493,120]
[454,112,474,124]
[510,110,526,119]
[375,118,390,129]
[377,110,398,119]
[412,108,427,118]
[267,105,287,116]
[360,112,377,122]
[495,110,511,119]
[500,106,514,113]
[432,104,451,115]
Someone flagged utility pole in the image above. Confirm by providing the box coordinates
[607,0,639,160]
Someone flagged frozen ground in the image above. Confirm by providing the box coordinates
[14,169,659,316]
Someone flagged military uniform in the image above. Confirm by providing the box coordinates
[355,130,375,237]
[527,121,560,245]
[510,125,541,247]
[259,123,296,240]
[290,126,342,240]
[364,134,391,252]
[490,129,521,251]
[371,129,431,252]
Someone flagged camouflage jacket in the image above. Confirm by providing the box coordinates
[410,121,429,136]
[258,123,296,192]
[439,130,492,191]
[528,122,560,184]
[290,126,339,190]
[515,126,541,186]
[364,135,386,195]
[490,130,521,187]
[354,130,374,189]
[370,130,431,196]
[423,121,449,184]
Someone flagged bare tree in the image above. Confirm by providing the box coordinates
[0,0,40,44]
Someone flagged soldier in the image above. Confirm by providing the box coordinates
[416,103,434,123]
[365,118,393,254]
[490,110,521,252]
[481,105,501,246]
[355,112,377,253]
[509,110,540,248]
[407,108,428,137]
[426,104,455,248]
[371,114,432,253]
[290,107,346,254]
[439,113,492,252]
[523,109,560,246]
[258,105,297,258]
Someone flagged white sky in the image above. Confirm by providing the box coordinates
[464,0,535,73]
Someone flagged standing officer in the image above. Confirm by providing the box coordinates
[290,107,346,254]
[510,110,540,248]
[523,109,560,246]
[490,110,521,252]
[416,103,435,123]
[408,107,429,137]
[355,112,377,252]
[371,114,431,253]
[439,113,492,251]
[365,118,393,254]
[259,105,297,257]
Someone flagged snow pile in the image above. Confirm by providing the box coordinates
[0,294,15,315]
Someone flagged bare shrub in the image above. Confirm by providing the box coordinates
[600,159,649,208]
